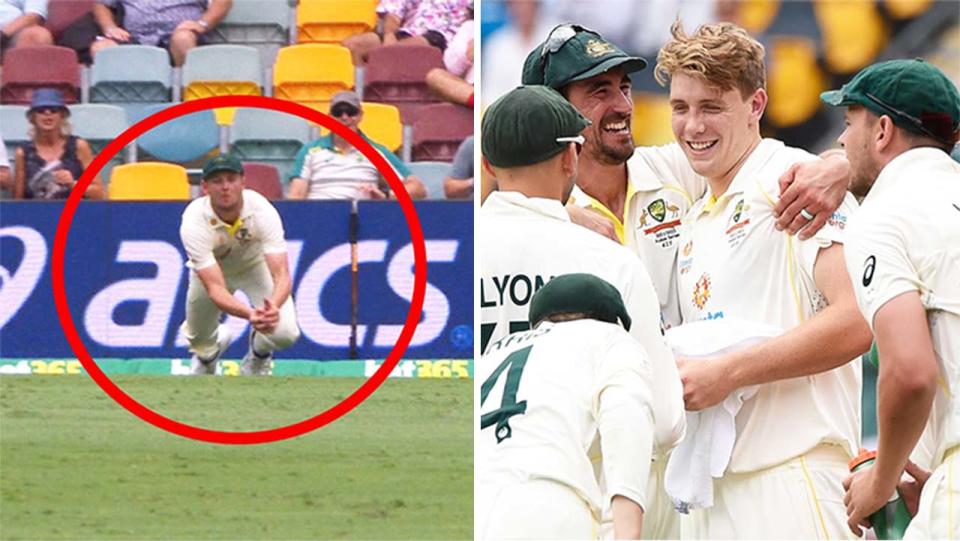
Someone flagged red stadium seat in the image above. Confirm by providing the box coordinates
[0,46,81,105]
[363,45,444,123]
[243,162,283,200]
[411,103,472,162]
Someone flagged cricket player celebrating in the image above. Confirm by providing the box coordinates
[480,84,685,537]
[819,59,960,539]
[478,273,654,540]
[180,154,300,376]
[652,22,874,538]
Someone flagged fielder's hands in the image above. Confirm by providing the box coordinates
[250,298,279,334]
[774,154,849,240]
[843,464,895,537]
[898,460,932,517]
[567,205,618,242]
[676,356,734,411]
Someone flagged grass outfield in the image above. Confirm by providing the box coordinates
[0,375,472,540]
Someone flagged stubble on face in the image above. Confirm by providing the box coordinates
[564,69,635,167]
[841,107,881,198]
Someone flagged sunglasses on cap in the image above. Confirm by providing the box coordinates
[539,24,595,68]
[556,134,585,154]
[330,103,360,118]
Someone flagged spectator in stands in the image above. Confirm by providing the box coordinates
[443,135,472,199]
[342,0,472,64]
[0,141,11,193]
[425,18,473,108]
[89,0,232,66]
[482,0,556,106]
[1,0,54,50]
[12,89,104,200]
[287,91,427,201]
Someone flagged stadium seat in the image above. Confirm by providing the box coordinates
[296,0,377,44]
[0,46,81,105]
[273,44,355,113]
[363,45,444,123]
[0,105,31,146]
[766,37,828,128]
[130,106,219,163]
[242,162,283,200]
[229,108,311,180]
[108,162,190,200]
[70,104,128,182]
[884,0,933,20]
[359,102,402,153]
[736,0,780,34]
[814,0,887,74]
[410,103,471,162]
[44,0,94,38]
[630,93,674,146]
[406,161,451,200]
[89,45,173,109]
[182,45,263,100]
[206,0,291,67]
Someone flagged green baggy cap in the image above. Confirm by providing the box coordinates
[521,24,647,89]
[202,153,245,180]
[481,85,591,168]
[821,58,960,146]
[528,273,632,331]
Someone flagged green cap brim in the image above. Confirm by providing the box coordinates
[568,56,647,85]
[820,89,852,107]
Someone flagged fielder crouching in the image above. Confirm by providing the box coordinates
[179,153,300,376]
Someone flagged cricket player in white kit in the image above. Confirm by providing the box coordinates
[478,273,655,540]
[652,22,874,539]
[180,154,300,376]
[819,59,960,539]
[480,85,685,538]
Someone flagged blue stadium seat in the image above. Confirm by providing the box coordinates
[229,108,311,181]
[89,46,172,114]
[131,105,219,164]
[182,45,264,100]
[406,161,451,200]
[0,105,31,146]
[70,104,128,182]
[205,0,291,67]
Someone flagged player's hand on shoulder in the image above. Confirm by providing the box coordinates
[774,155,849,240]
[566,205,618,242]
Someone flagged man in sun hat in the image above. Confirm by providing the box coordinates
[821,58,960,539]
[478,273,653,539]
[179,153,300,376]
[479,84,686,532]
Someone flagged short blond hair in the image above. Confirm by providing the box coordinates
[655,20,766,98]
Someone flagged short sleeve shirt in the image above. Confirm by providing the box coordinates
[288,133,410,200]
[844,147,960,469]
[676,138,862,472]
[479,319,654,515]
[179,189,287,278]
[0,0,48,25]
[569,143,706,329]
[95,0,206,45]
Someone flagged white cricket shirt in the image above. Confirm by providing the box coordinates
[479,191,685,455]
[844,147,960,469]
[478,320,655,516]
[676,138,862,473]
[570,144,706,329]
[180,189,287,278]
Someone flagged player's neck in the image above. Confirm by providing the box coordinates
[213,203,242,225]
[707,134,761,199]
[576,159,628,221]
[332,133,355,152]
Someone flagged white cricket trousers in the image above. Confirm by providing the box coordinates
[181,262,300,359]
[680,444,857,540]
[478,478,598,540]
[905,447,960,539]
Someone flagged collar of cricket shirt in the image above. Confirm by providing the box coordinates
[488,190,571,222]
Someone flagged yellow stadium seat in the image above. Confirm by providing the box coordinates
[297,0,377,44]
[884,0,933,20]
[814,0,888,74]
[273,44,355,111]
[359,102,402,152]
[735,0,780,34]
[766,37,829,128]
[631,93,675,146]
[109,162,190,200]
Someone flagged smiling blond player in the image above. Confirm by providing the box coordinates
[179,154,300,376]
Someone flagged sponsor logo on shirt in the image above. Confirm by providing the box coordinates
[827,212,847,230]
[693,272,711,309]
[862,255,876,287]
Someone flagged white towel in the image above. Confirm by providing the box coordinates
[663,317,783,513]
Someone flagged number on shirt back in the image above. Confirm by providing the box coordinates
[480,345,532,443]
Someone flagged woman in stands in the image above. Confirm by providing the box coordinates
[13,88,104,200]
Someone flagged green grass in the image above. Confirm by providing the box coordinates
[0,376,472,540]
